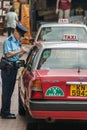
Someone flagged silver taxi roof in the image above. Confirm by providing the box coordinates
[36,41,87,50]
[39,23,87,28]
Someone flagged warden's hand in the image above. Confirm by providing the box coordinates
[20,47,27,53]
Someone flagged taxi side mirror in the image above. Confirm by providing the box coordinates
[16,60,25,68]
[27,64,32,71]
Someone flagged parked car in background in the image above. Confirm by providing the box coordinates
[18,41,87,130]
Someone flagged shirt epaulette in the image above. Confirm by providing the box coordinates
[8,36,13,41]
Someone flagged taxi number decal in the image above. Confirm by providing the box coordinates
[45,86,64,96]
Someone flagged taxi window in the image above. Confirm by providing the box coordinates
[26,46,39,71]
[38,27,51,40]
[38,48,87,70]
[37,26,87,41]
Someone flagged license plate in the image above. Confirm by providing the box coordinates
[70,84,87,96]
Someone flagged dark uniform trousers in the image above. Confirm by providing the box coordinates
[7,27,14,36]
[1,66,18,115]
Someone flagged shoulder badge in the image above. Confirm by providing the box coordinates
[8,36,13,41]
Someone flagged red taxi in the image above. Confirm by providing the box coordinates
[18,42,87,129]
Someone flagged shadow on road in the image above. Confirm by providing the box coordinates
[26,120,87,130]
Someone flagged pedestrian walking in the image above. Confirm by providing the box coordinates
[1,24,27,119]
[5,7,18,36]
[56,0,72,19]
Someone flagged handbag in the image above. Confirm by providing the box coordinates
[0,57,13,70]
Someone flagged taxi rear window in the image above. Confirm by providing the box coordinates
[37,27,87,41]
[38,48,87,70]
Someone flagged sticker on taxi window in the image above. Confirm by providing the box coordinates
[43,50,51,58]
[45,86,64,96]
[63,34,78,41]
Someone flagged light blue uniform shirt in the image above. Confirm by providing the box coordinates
[3,35,21,62]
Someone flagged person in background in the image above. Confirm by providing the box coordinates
[1,24,27,119]
[5,7,18,36]
[56,0,72,19]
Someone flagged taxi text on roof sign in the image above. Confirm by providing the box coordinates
[58,18,69,24]
[63,34,78,41]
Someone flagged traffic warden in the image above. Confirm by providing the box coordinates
[1,24,27,119]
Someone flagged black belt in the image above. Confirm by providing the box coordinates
[8,60,25,68]
[7,61,17,68]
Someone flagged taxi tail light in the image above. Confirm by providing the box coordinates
[31,80,43,99]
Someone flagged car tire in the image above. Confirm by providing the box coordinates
[18,87,26,116]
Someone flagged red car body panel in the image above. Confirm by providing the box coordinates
[30,111,87,120]
[22,69,87,120]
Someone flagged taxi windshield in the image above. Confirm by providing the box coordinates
[37,27,87,41]
[38,48,87,70]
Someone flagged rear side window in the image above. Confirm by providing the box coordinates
[26,46,39,70]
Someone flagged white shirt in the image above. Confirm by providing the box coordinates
[5,11,18,28]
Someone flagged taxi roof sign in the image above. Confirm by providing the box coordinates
[63,34,78,41]
[58,18,69,24]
